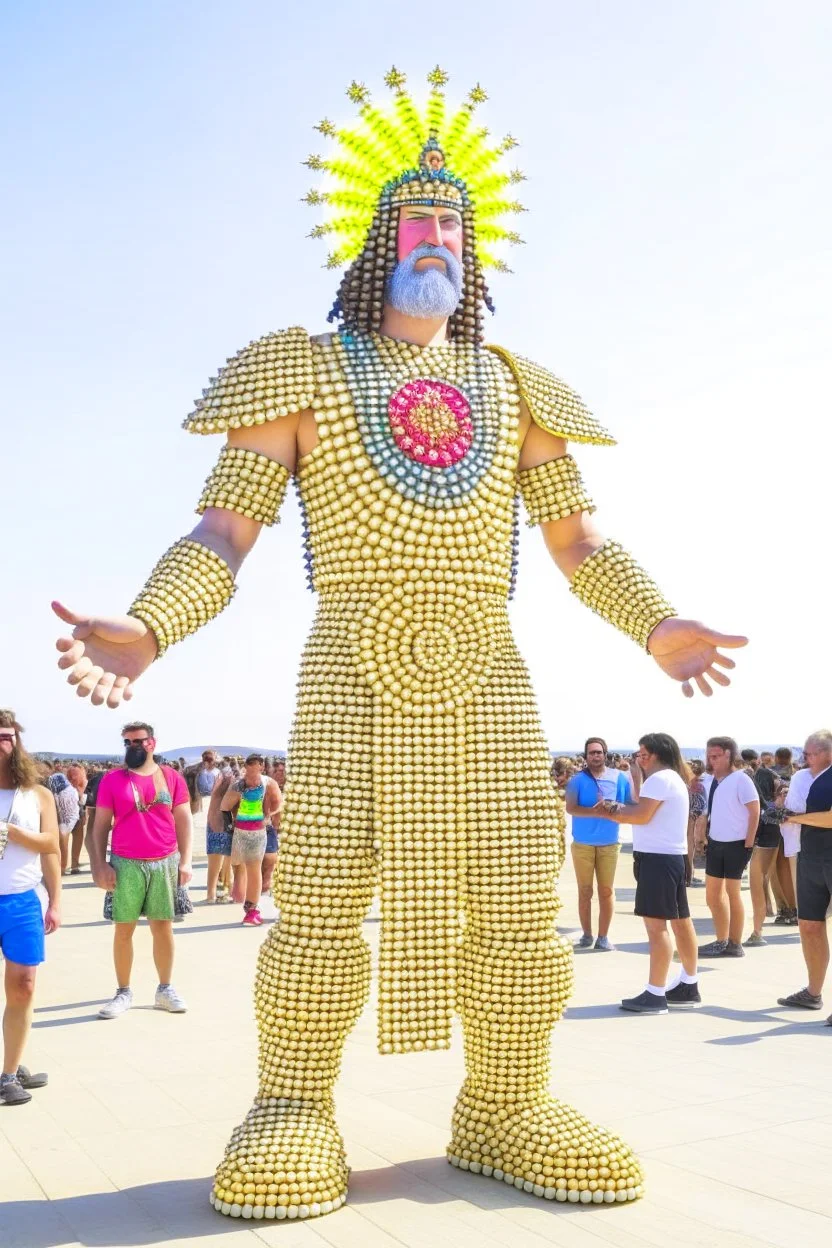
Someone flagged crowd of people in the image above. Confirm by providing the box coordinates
[2,707,831,1110]
[555,733,832,1016]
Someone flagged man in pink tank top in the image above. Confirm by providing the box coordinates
[87,720,193,1020]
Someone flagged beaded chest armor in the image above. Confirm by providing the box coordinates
[185,324,612,1053]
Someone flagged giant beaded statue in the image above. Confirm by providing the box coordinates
[54,69,746,1220]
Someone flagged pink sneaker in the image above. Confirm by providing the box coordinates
[242,908,262,926]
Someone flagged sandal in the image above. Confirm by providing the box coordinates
[777,987,823,1010]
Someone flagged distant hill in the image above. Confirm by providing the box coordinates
[165,745,286,764]
[37,745,286,764]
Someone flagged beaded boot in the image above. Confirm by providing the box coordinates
[448,1015,644,1205]
[211,919,371,1220]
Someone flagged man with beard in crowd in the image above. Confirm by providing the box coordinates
[565,737,634,951]
[88,722,193,1019]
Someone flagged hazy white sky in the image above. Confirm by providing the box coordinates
[2,0,830,755]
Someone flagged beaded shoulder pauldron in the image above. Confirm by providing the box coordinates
[487,344,615,447]
[182,326,315,435]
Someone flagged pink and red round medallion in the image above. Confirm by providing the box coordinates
[388,380,473,468]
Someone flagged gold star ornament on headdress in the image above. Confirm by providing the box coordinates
[304,67,526,271]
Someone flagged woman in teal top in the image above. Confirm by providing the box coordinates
[221,753,281,927]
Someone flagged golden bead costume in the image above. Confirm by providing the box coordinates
[126,70,679,1222]
[129,539,236,657]
[197,446,291,527]
[517,455,596,527]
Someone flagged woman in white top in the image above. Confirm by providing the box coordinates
[0,709,61,1106]
[595,733,701,1015]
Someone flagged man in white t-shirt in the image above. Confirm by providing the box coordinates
[699,737,759,959]
[596,733,700,1014]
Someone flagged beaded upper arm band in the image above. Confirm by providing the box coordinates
[197,446,291,527]
[570,540,676,650]
[517,455,596,527]
[128,538,236,658]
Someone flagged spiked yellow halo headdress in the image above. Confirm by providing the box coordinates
[305,66,526,274]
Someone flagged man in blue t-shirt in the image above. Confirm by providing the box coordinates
[565,737,635,951]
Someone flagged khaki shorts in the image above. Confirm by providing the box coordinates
[571,841,620,889]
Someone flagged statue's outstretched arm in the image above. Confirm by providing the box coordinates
[516,425,747,698]
[53,420,297,709]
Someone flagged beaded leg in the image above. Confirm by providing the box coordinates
[212,622,375,1222]
[450,649,644,1205]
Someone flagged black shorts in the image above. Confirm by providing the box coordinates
[633,852,690,920]
[797,850,832,922]
[706,839,751,880]
[755,824,781,849]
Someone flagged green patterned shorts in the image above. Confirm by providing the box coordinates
[110,853,179,923]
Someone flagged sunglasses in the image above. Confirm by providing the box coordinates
[0,733,16,743]
[123,737,150,748]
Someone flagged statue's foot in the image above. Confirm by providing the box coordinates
[448,1082,644,1205]
[211,1097,349,1220]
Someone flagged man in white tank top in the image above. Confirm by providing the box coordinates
[0,709,61,1106]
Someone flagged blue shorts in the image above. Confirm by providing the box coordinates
[0,889,45,966]
[265,827,278,855]
[206,827,233,857]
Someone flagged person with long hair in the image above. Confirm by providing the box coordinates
[0,709,61,1105]
[595,733,700,1013]
[62,764,87,875]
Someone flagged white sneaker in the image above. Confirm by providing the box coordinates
[154,984,187,1013]
[98,987,133,1019]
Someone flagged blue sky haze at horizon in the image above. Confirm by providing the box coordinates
[2,0,830,754]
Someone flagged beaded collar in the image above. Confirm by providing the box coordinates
[337,330,507,509]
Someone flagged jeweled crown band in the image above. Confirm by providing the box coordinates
[128,538,236,657]
[517,455,595,527]
[196,446,291,527]
[570,540,675,650]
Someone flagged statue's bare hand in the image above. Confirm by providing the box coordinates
[647,618,748,698]
[52,601,158,708]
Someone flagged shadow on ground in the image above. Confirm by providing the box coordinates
[2,1159,628,1247]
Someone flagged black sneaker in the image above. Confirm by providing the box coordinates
[723,941,745,957]
[698,939,728,957]
[665,982,702,1009]
[620,990,668,1015]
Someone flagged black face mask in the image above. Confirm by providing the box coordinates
[124,744,148,770]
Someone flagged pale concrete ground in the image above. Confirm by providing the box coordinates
[2,815,832,1247]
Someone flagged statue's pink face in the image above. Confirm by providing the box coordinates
[397,204,463,268]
